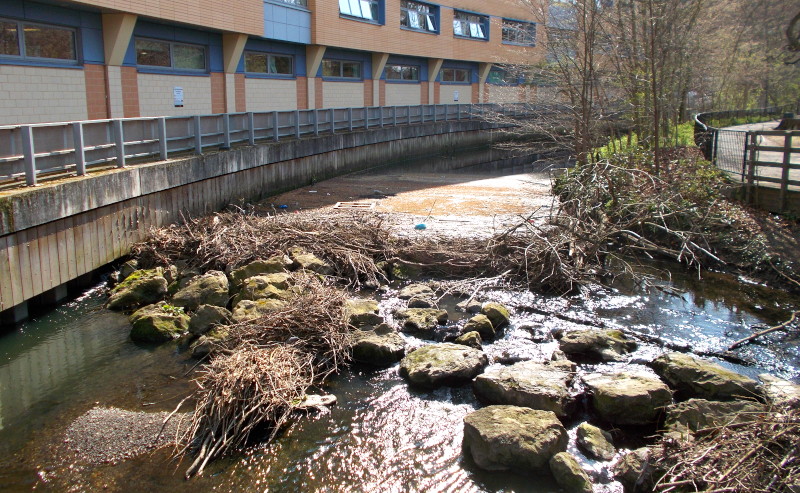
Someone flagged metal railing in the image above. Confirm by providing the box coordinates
[744,130,800,211]
[0,103,536,187]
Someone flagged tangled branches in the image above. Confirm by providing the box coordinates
[653,407,800,492]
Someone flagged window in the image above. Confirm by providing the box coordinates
[273,0,307,6]
[0,18,77,62]
[339,0,381,21]
[136,38,206,71]
[502,19,536,46]
[400,1,436,33]
[322,59,361,79]
[453,11,488,40]
[245,52,293,76]
[441,68,470,83]
[385,64,419,81]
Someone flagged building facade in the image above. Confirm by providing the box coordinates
[0,0,543,125]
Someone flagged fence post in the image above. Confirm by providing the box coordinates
[222,113,231,149]
[294,111,301,139]
[249,112,256,145]
[313,109,319,136]
[72,122,86,176]
[113,119,126,167]
[272,112,280,142]
[348,107,354,132]
[379,107,384,128]
[21,125,36,186]
[157,118,168,161]
[193,116,202,154]
[779,132,792,212]
[456,104,461,120]
[330,108,335,134]
[745,132,757,204]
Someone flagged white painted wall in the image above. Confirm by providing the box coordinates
[245,78,298,111]
[439,84,472,105]
[138,73,212,117]
[0,65,88,124]
[322,81,363,109]
[385,83,422,106]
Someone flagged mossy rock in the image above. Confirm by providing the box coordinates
[350,329,406,366]
[231,299,287,323]
[576,422,616,461]
[191,326,231,358]
[107,268,168,311]
[651,352,760,400]
[189,304,232,335]
[481,302,510,330]
[344,299,383,327]
[549,452,593,493]
[288,247,334,275]
[395,308,448,339]
[664,398,766,434]
[558,329,637,362]
[584,372,672,425]
[464,314,495,340]
[129,303,190,343]
[172,270,230,311]
[400,343,487,388]
[455,331,482,349]
[233,274,294,305]
[229,255,292,286]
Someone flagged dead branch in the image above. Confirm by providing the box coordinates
[728,311,800,351]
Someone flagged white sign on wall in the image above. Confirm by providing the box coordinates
[173,87,184,107]
[453,90,460,102]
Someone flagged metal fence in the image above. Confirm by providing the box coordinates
[0,103,536,187]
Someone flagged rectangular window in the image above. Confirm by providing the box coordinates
[400,0,436,33]
[274,0,307,6]
[0,18,77,62]
[136,38,206,71]
[453,11,488,40]
[245,52,294,75]
[502,19,536,46]
[339,0,381,21]
[322,59,362,79]
[385,64,419,81]
[441,68,470,83]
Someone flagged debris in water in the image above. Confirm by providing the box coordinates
[415,224,427,230]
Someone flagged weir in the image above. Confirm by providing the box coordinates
[0,119,542,324]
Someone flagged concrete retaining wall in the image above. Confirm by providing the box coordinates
[0,120,511,322]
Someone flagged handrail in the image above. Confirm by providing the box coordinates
[0,102,539,187]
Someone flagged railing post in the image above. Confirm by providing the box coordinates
[745,131,757,204]
[157,117,168,161]
[330,108,335,134]
[456,103,461,120]
[272,112,280,142]
[113,119,126,167]
[193,115,202,154]
[379,107,384,128]
[433,104,437,123]
[294,111,301,139]
[779,132,792,212]
[313,109,319,136]
[248,112,256,145]
[348,107,354,132]
[407,105,411,124]
[21,125,36,186]
[72,122,86,176]
[393,106,397,126]
[222,113,231,149]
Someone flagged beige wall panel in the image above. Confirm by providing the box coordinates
[70,0,263,36]
[488,85,523,104]
[385,83,422,106]
[0,66,88,125]
[310,0,545,65]
[439,84,471,105]
[322,82,364,109]
[137,74,213,117]
[245,78,298,111]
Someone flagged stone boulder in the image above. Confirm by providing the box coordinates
[344,299,383,327]
[289,247,334,275]
[457,298,483,314]
[395,308,448,338]
[613,447,655,492]
[172,270,229,311]
[191,326,230,358]
[464,314,495,340]
[664,398,766,433]
[455,331,482,349]
[759,373,800,409]
[583,373,672,425]
[189,305,232,335]
[350,327,406,366]
[399,343,487,388]
[231,299,287,323]
[229,255,291,286]
[481,302,510,330]
[233,273,294,305]
[473,361,575,418]
[650,352,760,400]
[576,422,616,461]
[558,329,637,362]
[107,269,168,311]
[463,406,568,471]
[549,452,593,493]
[399,284,434,300]
[129,303,190,343]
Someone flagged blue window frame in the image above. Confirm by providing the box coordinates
[135,37,207,72]
[453,10,488,40]
[400,0,437,33]
[0,17,78,64]
[322,59,362,79]
[441,68,470,84]
[245,51,294,76]
[339,0,382,23]
[385,64,420,81]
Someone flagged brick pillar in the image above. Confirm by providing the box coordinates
[120,66,140,118]
[84,64,108,120]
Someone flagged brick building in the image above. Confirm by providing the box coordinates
[0,0,544,125]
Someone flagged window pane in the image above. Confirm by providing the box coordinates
[348,0,361,16]
[342,61,360,78]
[453,19,463,36]
[359,0,373,19]
[173,43,205,70]
[272,55,292,74]
[245,52,268,73]
[322,60,340,77]
[0,21,19,56]
[339,0,351,15]
[457,70,469,82]
[425,14,435,31]
[136,39,170,67]
[24,24,75,60]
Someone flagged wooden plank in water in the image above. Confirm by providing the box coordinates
[44,221,60,290]
[17,229,34,300]
[63,216,77,281]
[27,227,44,297]
[56,219,69,285]
[72,215,86,278]
[0,236,12,311]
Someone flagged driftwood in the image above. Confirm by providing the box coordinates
[728,311,799,351]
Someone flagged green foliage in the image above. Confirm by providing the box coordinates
[160,303,185,317]
[595,121,696,159]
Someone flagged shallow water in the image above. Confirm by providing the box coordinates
[0,265,797,492]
